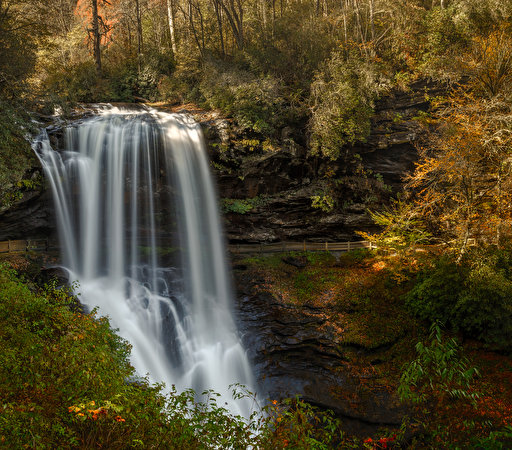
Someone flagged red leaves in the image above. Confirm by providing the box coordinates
[364,434,397,449]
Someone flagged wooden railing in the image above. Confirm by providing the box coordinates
[228,240,376,254]
[0,237,478,256]
[0,238,376,255]
[0,239,59,254]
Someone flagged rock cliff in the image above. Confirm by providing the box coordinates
[0,79,444,244]
[196,78,445,243]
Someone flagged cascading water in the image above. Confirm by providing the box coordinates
[34,106,256,416]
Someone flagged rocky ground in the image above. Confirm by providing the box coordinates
[232,251,418,438]
[231,250,512,445]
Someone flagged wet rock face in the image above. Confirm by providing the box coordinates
[0,80,443,244]
[233,269,411,437]
[0,179,56,241]
[205,79,445,243]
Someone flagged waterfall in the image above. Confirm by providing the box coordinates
[34,106,256,416]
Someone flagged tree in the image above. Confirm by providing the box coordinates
[0,0,50,98]
[91,0,102,75]
[309,51,384,159]
[406,91,512,257]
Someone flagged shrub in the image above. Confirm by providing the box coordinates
[399,323,480,406]
[199,58,288,136]
[454,251,512,347]
[309,51,386,159]
[42,60,101,102]
[405,255,467,325]
[0,263,351,448]
[405,247,512,350]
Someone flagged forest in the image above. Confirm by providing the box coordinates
[2,0,512,247]
[1,0,512,448]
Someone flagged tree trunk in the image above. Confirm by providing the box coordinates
[272,0,276,39]
[187,0,204,57]
[218,0,244,50]
[135,0,143,71]
[167,0,177,55]
[212,0,225,56]
[91,0,102,76]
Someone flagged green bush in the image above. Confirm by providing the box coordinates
[199,58,288,136]
[0,263,350,448]
[454,252,512,347]
[405,248,512,350]
[405,255,467,324]
[309,51,386,159]
[221,196,268,214]
[399,322,480,406]
[42,60,101,102]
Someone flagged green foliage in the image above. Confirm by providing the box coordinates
[454,249,512,348]
[309,52,386,159]
[0,2,37,99]
[43,60,101,102]
[405,247,512,350]
[0,263,353,448]
[310,193,335,212]
[423,7,468,58]
[471,425,512,449]
[405,255,467,324]
[199,58,289,136]
[360,200,432,256]
[221,196,268,214]
[243,3,337,92]
[262,396,346,449]
[399,323,480,406]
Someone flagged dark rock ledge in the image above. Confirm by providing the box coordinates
[234,269,413,437]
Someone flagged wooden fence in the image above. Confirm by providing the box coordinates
[228,240,376,254]
[0,239,59,254]
[0,238,376,255]
[0,237,478,256]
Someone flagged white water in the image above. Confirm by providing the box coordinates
[34,107,255,416]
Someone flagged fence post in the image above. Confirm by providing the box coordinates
[347,241,351,252]
[303,240,306,252]
[7,240,10,253]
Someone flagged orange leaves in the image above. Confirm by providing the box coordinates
[68,401,125,423]
[406,88,512,249]
[74,0,118,46]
